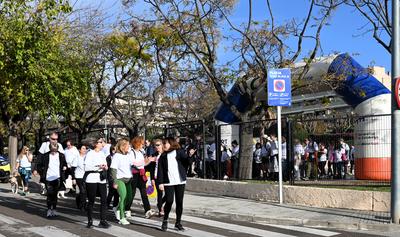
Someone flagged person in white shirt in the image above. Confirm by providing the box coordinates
[34,142,67,218]
[230,140,240,179]
[59,140,79,198]
[252,143,262,179]
[125,136,156,220]
[318,143,328,178]
[16,146,33,195]
[293,139,304,181]
[157,137,189,232]
[65,140,79,172]
[110,139,133,225]
[84,138,109,229]
[73,144,87,211]
[38,132,64,195]
[38,132,64,155]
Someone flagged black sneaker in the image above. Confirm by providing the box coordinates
[98,220,110,229]
[161,220,168,231]
[175,223,185,231]
[86,220,93,228]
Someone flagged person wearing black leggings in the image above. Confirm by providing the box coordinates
[157,137,189,232]
[73,144,87,211]
[84,138,109,229]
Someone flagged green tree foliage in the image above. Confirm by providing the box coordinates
[0,0,91,128]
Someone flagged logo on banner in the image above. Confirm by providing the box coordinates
[274,80,285,92]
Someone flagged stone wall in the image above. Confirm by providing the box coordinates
[186,178,390,212]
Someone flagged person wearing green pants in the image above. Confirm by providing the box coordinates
[110,138,134,225]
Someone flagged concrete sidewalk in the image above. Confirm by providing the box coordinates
[134,191,400,233]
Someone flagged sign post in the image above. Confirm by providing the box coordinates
[268,68,291,205]
[392,0,400,224]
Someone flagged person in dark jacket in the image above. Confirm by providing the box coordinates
[157,137,189,232]
[145,139,165,216]
[34,142,67,218]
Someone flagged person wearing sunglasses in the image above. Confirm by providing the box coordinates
[38,132,65,155]
[83,138,109,229]
[145,139,166,216]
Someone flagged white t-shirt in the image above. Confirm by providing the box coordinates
[130,149,145,169]
[17,155,31,169]
[73,154,86,179]
[46,153,60,182]
[320,148,328,162]
[165,150,186,186]
[39,142,64,154]
[110,153,133,180]
[65,146,79,167]
[84,150,107,184]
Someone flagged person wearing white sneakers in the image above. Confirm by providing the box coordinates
[125,136,156,220]
[33,142,67,218]
[110,139,134,225]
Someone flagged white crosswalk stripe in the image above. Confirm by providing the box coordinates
[132,216,227,237]
[184,215,298,237]
[0,213,28,225]
[265,224,340,237]
[25,226,80,237]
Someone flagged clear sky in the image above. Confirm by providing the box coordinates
[76,0,391,72]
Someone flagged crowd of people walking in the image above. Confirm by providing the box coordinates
[23,132,190,232]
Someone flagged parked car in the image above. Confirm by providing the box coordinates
[0,154,10,183]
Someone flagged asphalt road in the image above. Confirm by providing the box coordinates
[0,182,388,237]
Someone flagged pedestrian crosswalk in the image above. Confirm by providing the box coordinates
[0,197,345,237]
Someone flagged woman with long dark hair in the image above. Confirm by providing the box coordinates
[73,144,87,211]
[157,137,189,231]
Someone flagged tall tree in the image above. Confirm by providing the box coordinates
[0,0,91,169]
[125,0,339,179]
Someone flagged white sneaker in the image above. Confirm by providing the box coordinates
[51,209,57,217]
[114,209,120,221]
[46,209,52,218]
[145,209,156,219]
[119,218,130,225]
[125,210,132,220]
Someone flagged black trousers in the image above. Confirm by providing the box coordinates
[86,182,107,221]
[155,180,166,212]
[46,179,61,209]
[106,181,119,208]
[127,173,150,213]
[75,178,87,209]
[164,184,185,224]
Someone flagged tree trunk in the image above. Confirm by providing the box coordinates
[239,118,254,180]
[8,123,18,171]
[0,135,4,155]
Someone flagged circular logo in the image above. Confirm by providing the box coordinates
[274,80,285,92]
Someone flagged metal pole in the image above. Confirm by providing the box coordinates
[202,119,206,179]
[391,0,400,224]
[277,106,283,204]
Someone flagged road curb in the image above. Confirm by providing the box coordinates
[182,207,400,232]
